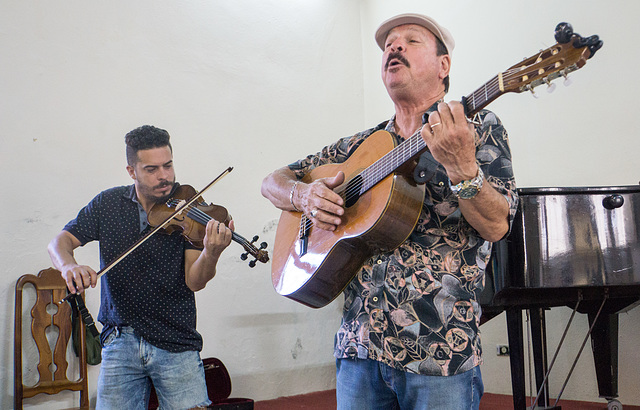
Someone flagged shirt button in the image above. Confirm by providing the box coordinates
[439,181,444,186]
[373,297,379,302]
[377,259,382,265]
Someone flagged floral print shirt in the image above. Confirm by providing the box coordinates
[289,104,518,376]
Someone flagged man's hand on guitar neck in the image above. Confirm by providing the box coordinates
[421,101,478,184]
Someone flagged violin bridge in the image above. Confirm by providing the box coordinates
[175,199,188,214]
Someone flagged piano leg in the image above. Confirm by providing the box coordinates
[506,307,527,410]
[588,311,619,400]
[530,308,552,408]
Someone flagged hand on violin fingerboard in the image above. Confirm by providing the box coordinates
[202,219,234,258]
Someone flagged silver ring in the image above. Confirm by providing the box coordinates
[430,122,441,127]
[310,209,318,218]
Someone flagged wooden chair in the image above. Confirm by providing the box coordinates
[14,267,89,409]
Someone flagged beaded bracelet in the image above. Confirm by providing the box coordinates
[289,180,301,212]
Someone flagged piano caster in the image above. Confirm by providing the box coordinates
[607,398,623,410]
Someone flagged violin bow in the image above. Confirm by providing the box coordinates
[58,166,234,304]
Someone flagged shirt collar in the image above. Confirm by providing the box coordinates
[122,184,149,233]
[123,184,138,202]
[386,101,441,136]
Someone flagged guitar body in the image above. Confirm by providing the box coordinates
[272,131,425,308]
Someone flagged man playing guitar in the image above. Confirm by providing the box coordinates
[261,13,518,409]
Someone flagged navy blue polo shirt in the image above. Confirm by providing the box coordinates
[64,184,202,352]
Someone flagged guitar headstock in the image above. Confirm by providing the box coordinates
[463,23,602,117]
[501,22,602,95]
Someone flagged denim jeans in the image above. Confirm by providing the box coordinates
[96,327,210,410]
[336,358,483,410]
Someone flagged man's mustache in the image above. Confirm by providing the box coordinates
[385,52,410,70]
[154,180,173,190]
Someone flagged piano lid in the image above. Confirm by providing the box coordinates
[490,185,640,306]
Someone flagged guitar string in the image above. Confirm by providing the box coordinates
[302,129,425,233]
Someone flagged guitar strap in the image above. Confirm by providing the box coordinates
[413,150,439,184]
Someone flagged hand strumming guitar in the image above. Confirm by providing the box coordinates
[293,171,345,231]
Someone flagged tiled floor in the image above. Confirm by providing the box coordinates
[254,390,639,410]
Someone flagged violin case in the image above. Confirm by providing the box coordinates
[148,357,254,409]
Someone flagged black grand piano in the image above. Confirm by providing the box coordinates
[481,185,640,410]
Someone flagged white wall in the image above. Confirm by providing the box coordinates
[362,0,640,406]
[3,0,639,408]
[1,1,362,408]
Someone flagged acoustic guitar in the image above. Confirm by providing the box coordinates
[272,23,602,308]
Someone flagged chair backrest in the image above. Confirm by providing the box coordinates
[14,267,89,409]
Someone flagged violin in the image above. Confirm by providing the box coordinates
[147,184,269,267]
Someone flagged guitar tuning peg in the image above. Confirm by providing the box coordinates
[544,78,556,93]
[561,70,572,87]
[526,84,539,99]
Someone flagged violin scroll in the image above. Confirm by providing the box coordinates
[239,235,270,267]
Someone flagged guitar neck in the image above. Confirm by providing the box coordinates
[462,74,504,117]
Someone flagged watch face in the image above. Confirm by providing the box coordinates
[458,186,479,199]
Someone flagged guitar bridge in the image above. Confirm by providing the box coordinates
[298,215,310,256]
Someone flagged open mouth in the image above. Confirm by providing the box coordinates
[385,53,410,70]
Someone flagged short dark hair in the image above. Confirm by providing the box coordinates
[125,125,172,166]
[434,36,450,93]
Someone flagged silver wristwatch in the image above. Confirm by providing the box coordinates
[449,166,484,199]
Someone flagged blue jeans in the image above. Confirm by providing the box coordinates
[97,327,210,410]
[336,358,483,410]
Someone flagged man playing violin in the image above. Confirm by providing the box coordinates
[261,13,518,409]
[48,125,233,409]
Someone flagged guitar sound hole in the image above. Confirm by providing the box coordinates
[344,175,363,208]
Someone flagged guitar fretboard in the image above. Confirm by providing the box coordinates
[464,74,503,116]
[347,73,506,200]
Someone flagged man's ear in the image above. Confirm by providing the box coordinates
[439,54,451,81]
[126,165,136,180]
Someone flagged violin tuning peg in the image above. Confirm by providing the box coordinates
[251,235,259,243]
[260,242,268,249]
[249,260,256,268]
[240,252,248,261]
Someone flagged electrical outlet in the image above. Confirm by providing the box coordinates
[497,344,510,356]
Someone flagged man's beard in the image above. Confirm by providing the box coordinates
[142,179,175,205]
